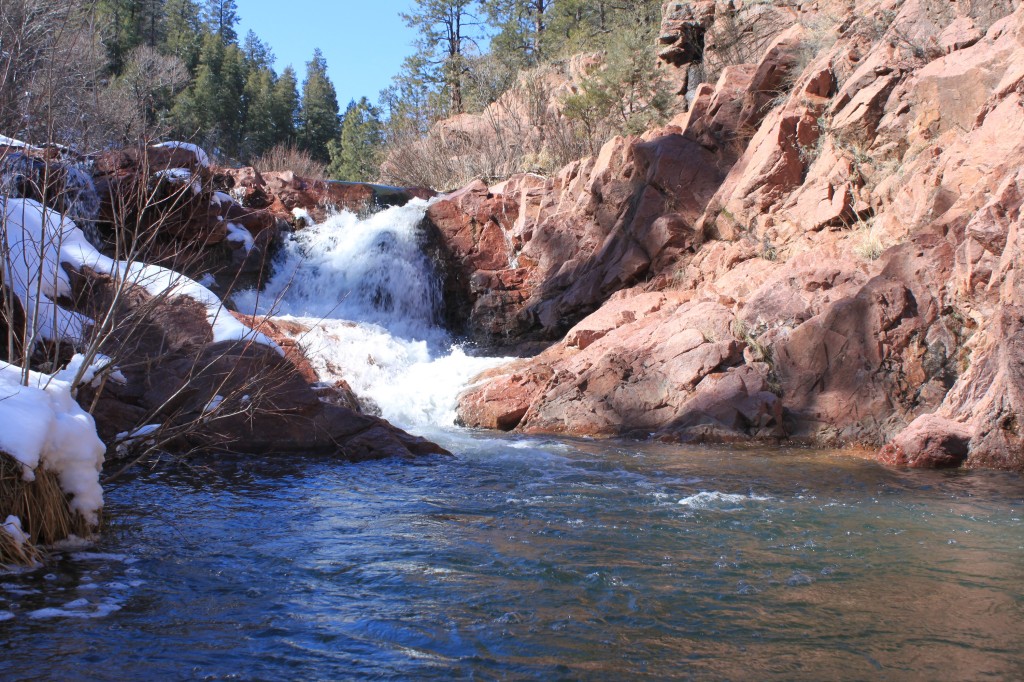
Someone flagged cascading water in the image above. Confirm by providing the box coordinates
[233,199,506,429]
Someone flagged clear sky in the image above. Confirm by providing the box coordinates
[236,0,419,108]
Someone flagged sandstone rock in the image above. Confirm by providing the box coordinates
[877,414,971,468]
[450,1,1024,472]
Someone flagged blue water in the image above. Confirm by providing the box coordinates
[2,434,1022,680]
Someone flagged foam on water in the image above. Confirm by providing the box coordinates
[235,200,509,428]
[678,491,772,510]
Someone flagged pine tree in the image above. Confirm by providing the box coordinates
[242,30,275,71]
[98,0,164,72]
[202,0,239,44]
[483,0,552,67]
[218,43,248,157]
[297,49,340,163]
[327,98,384,181]
[401,0,481,116]
[163,0,203,73]
[270,66,300,146]
[242,68,277,159]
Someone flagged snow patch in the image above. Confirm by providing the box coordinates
[52,353,125,388]
[0,134,35,149]
[226,222,254,252]
[155,167,201,195]
[1,198,280,352]
[0,361,106,524]
[204,395,224,414]
[152,141,211,168]
[1,516,29,546]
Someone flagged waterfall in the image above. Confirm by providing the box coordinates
[234,199,505,429]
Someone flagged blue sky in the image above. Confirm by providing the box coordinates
[236,0,419,108]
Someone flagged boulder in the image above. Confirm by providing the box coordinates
[877,414,971,468]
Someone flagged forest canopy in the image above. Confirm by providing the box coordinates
[0,0,665,183]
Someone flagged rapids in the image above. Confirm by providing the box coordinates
[232,199,506,428]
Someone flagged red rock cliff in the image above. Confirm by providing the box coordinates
[450,0,1024,470]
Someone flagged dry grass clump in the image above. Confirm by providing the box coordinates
[254,144,327,180]
[0,522,41,568]
[0,453,93,567]
[852,219,885,261]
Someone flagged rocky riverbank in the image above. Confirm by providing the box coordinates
[439,0,1024,470]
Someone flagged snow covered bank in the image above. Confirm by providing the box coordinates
[1,197,279,351]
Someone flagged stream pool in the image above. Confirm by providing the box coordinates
[2,433,1022,680]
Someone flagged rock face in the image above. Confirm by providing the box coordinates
[455,0,1024,470]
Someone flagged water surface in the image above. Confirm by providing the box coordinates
[2,436,1022,680]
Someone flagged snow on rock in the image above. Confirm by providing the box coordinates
[1,198,280,352]
[113,423,161,457]
[0,134,35,150]
[52,354,126,389]
[1,198,95,343]
[152,141,211,168]
[0,362,106,525]
[226,222,254,252]
[154,167,201,195]
[114,424,161,443]
[203,395,224,414]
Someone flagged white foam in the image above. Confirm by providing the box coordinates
[28,599,122,619]
[678,491,772,510]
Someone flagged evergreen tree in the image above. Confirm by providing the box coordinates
[327,98,384,181]
[270,66,300,146]
[163,0,203,73]
[242,68,278,159]
[218,42,248,157]
[242,30,275,71]
[98,0,165,72]
[483,0,552,67]
[297,49,340,163]
[401,0,481,116]
[202,0,239,43]
[172,35,223,146]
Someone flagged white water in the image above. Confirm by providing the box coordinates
[234,200,508,429]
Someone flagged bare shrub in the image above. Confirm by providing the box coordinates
[255,144,327,180]
[379,62,600,189]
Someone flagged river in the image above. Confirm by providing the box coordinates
[1,202,1022,680]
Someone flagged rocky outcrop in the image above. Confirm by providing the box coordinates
[455,0,1024,470]
[428,18,815,350]
[219,166,434,225]
[91,143,281,294]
